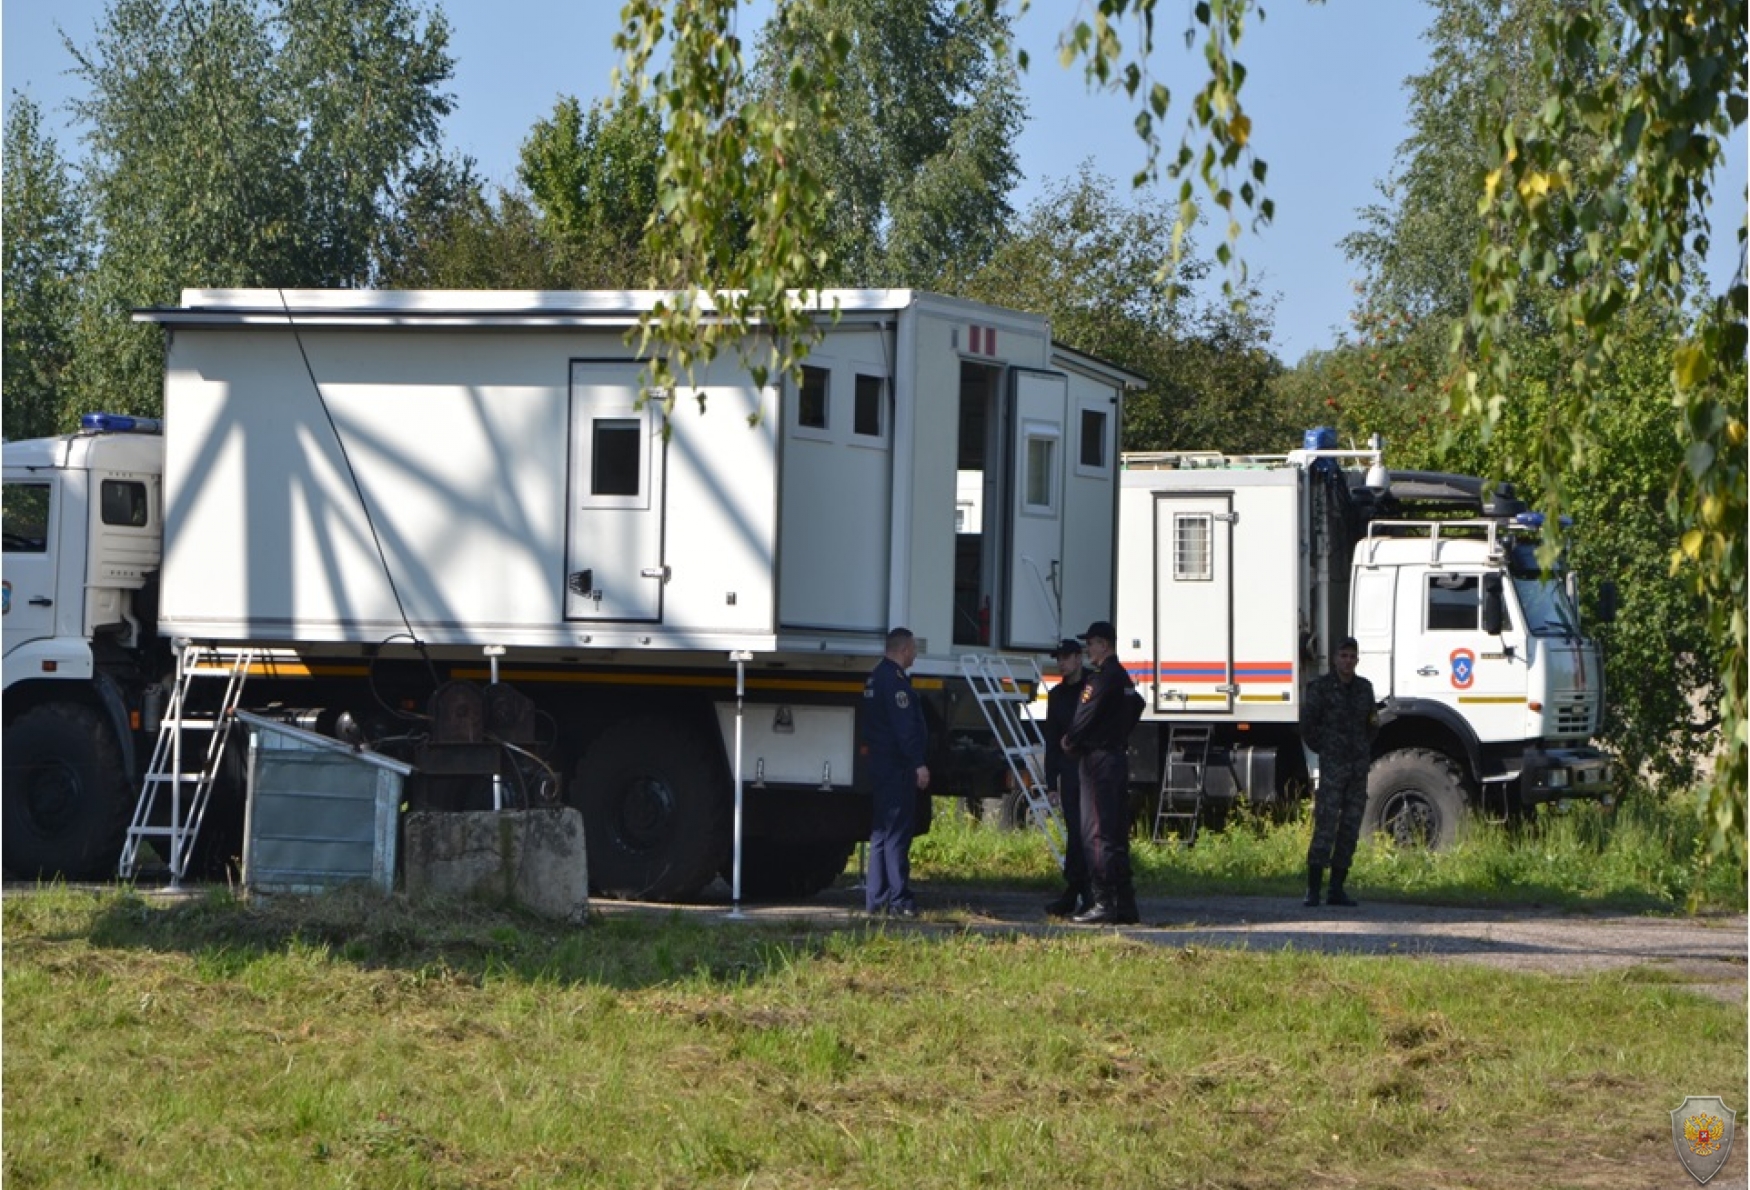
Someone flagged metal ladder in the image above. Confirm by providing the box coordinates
[960,652,1066,867]
[118,642,256,886]
[1152,723,1212,845]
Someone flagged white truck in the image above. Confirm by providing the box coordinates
[1114,432,1614,846]
[2,288,1139,898]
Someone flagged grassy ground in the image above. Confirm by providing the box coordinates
[5,874,1745,1190]
[919,791,1748,913]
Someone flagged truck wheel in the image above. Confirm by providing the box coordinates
[573,716,728,902]
[1362,749,1467,851]
[2,704,133,880]
[728,839,858,900]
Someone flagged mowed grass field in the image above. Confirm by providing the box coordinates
[5,794,1744,1190]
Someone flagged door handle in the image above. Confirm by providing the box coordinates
[29,597,52,607]
[1416,665,1437,676]
[641,566,671,582]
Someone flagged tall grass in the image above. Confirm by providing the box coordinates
[915,791,1746,911]
[4,885,1743,1190]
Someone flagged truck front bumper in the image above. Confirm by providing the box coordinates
[1519,746,1612,806]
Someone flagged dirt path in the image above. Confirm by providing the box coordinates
[602,882,1750,1006]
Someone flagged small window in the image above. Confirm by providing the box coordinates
[1024,432,1057,510]
[854,374,883,437]
[592,419,642,497]
[1174,513,1212,581]
[798,365,829,429]
[101,480,149,527]
[1427,574,1479,631]
[1079,408,1107,469]
[3,483,50,552]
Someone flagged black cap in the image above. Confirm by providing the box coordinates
[1050,638,1083,656]
[1078,620,1116,644]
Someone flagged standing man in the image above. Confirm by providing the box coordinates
[1041,638,1091,918]
[1300,636,1379,908]
[861,627,930,917]
[1062,620,1141,925]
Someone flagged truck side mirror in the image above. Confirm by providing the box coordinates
[1481,573,1504,636]
[1597,580,1618,625]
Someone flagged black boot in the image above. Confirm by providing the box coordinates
[1112,889,1141,925]
[1072,891,1120,925]
[1326,867,1357,908]
[1044,885,1083,918]
[1304,864,1323,908]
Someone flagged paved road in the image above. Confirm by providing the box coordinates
[601,882,1750,1005]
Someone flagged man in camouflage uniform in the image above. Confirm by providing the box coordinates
[1300,636,1378,908]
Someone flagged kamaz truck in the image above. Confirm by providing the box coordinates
[1115,432,1614,847]
[2,288,1140,897]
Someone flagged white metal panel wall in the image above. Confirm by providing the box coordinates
[163,329,575,644]
[161,327,777,647]
[777,328,892,632]
[657,353,779,636]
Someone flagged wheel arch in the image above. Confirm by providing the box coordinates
[1373,699,1481,797]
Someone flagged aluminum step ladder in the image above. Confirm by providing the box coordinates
[1152,723,1212,845]
[960,652,1065,867]
[118,642,256,886]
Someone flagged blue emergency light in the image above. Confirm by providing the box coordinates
[81,413,163,435]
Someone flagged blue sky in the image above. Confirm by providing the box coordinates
[4,1,1744,365]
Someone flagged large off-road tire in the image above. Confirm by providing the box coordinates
[572,715,729,901]
[727,839,858,901]
[1361,748,1467,851]
[3,703,133,880]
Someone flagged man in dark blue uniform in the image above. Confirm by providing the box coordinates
[861,627,930,917]
[1042,637,1091,917]
[1062,620,1141,925]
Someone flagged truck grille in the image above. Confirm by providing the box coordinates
[1551,697,1598,737]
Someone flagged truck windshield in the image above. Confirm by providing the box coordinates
[1511,574,1582,638]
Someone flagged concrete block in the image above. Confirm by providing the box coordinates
[403,808,588,923]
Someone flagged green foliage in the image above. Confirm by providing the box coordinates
[752,0,1023,288]
[62,0,456,416]
[2,96,88,438]
[1464,0,1748,868]
[986,0,1275,298]
[517,90,661,284]
[615,0,843,408]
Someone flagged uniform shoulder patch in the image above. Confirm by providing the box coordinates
[894,690,910,709]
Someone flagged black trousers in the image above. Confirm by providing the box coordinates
[1077,748,1132,897]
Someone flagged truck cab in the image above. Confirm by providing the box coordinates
[1353,515,1611,842]
[3,416,166,878]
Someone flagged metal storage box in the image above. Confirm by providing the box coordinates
[238,711,412,894]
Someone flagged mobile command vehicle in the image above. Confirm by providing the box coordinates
[1114,433,1614,847]
[2,288,1138,899]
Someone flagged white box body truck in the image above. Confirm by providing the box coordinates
[1113,437,1613,845]
[2,288,1139,898]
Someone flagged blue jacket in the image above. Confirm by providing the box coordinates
[862,656,928,775]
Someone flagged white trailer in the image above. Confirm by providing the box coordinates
[1112,436,1613,846]
[2,289,1141,899]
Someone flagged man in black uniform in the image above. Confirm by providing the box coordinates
[1041,638,1090,918]
[1061,620,1141,925]
[861,627,930,917]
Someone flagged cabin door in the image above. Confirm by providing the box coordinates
[564,361,667,623]
[1004,369,1068,651]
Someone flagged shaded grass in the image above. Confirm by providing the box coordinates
[914,792,1747,912]
[4,884,1743,1190]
